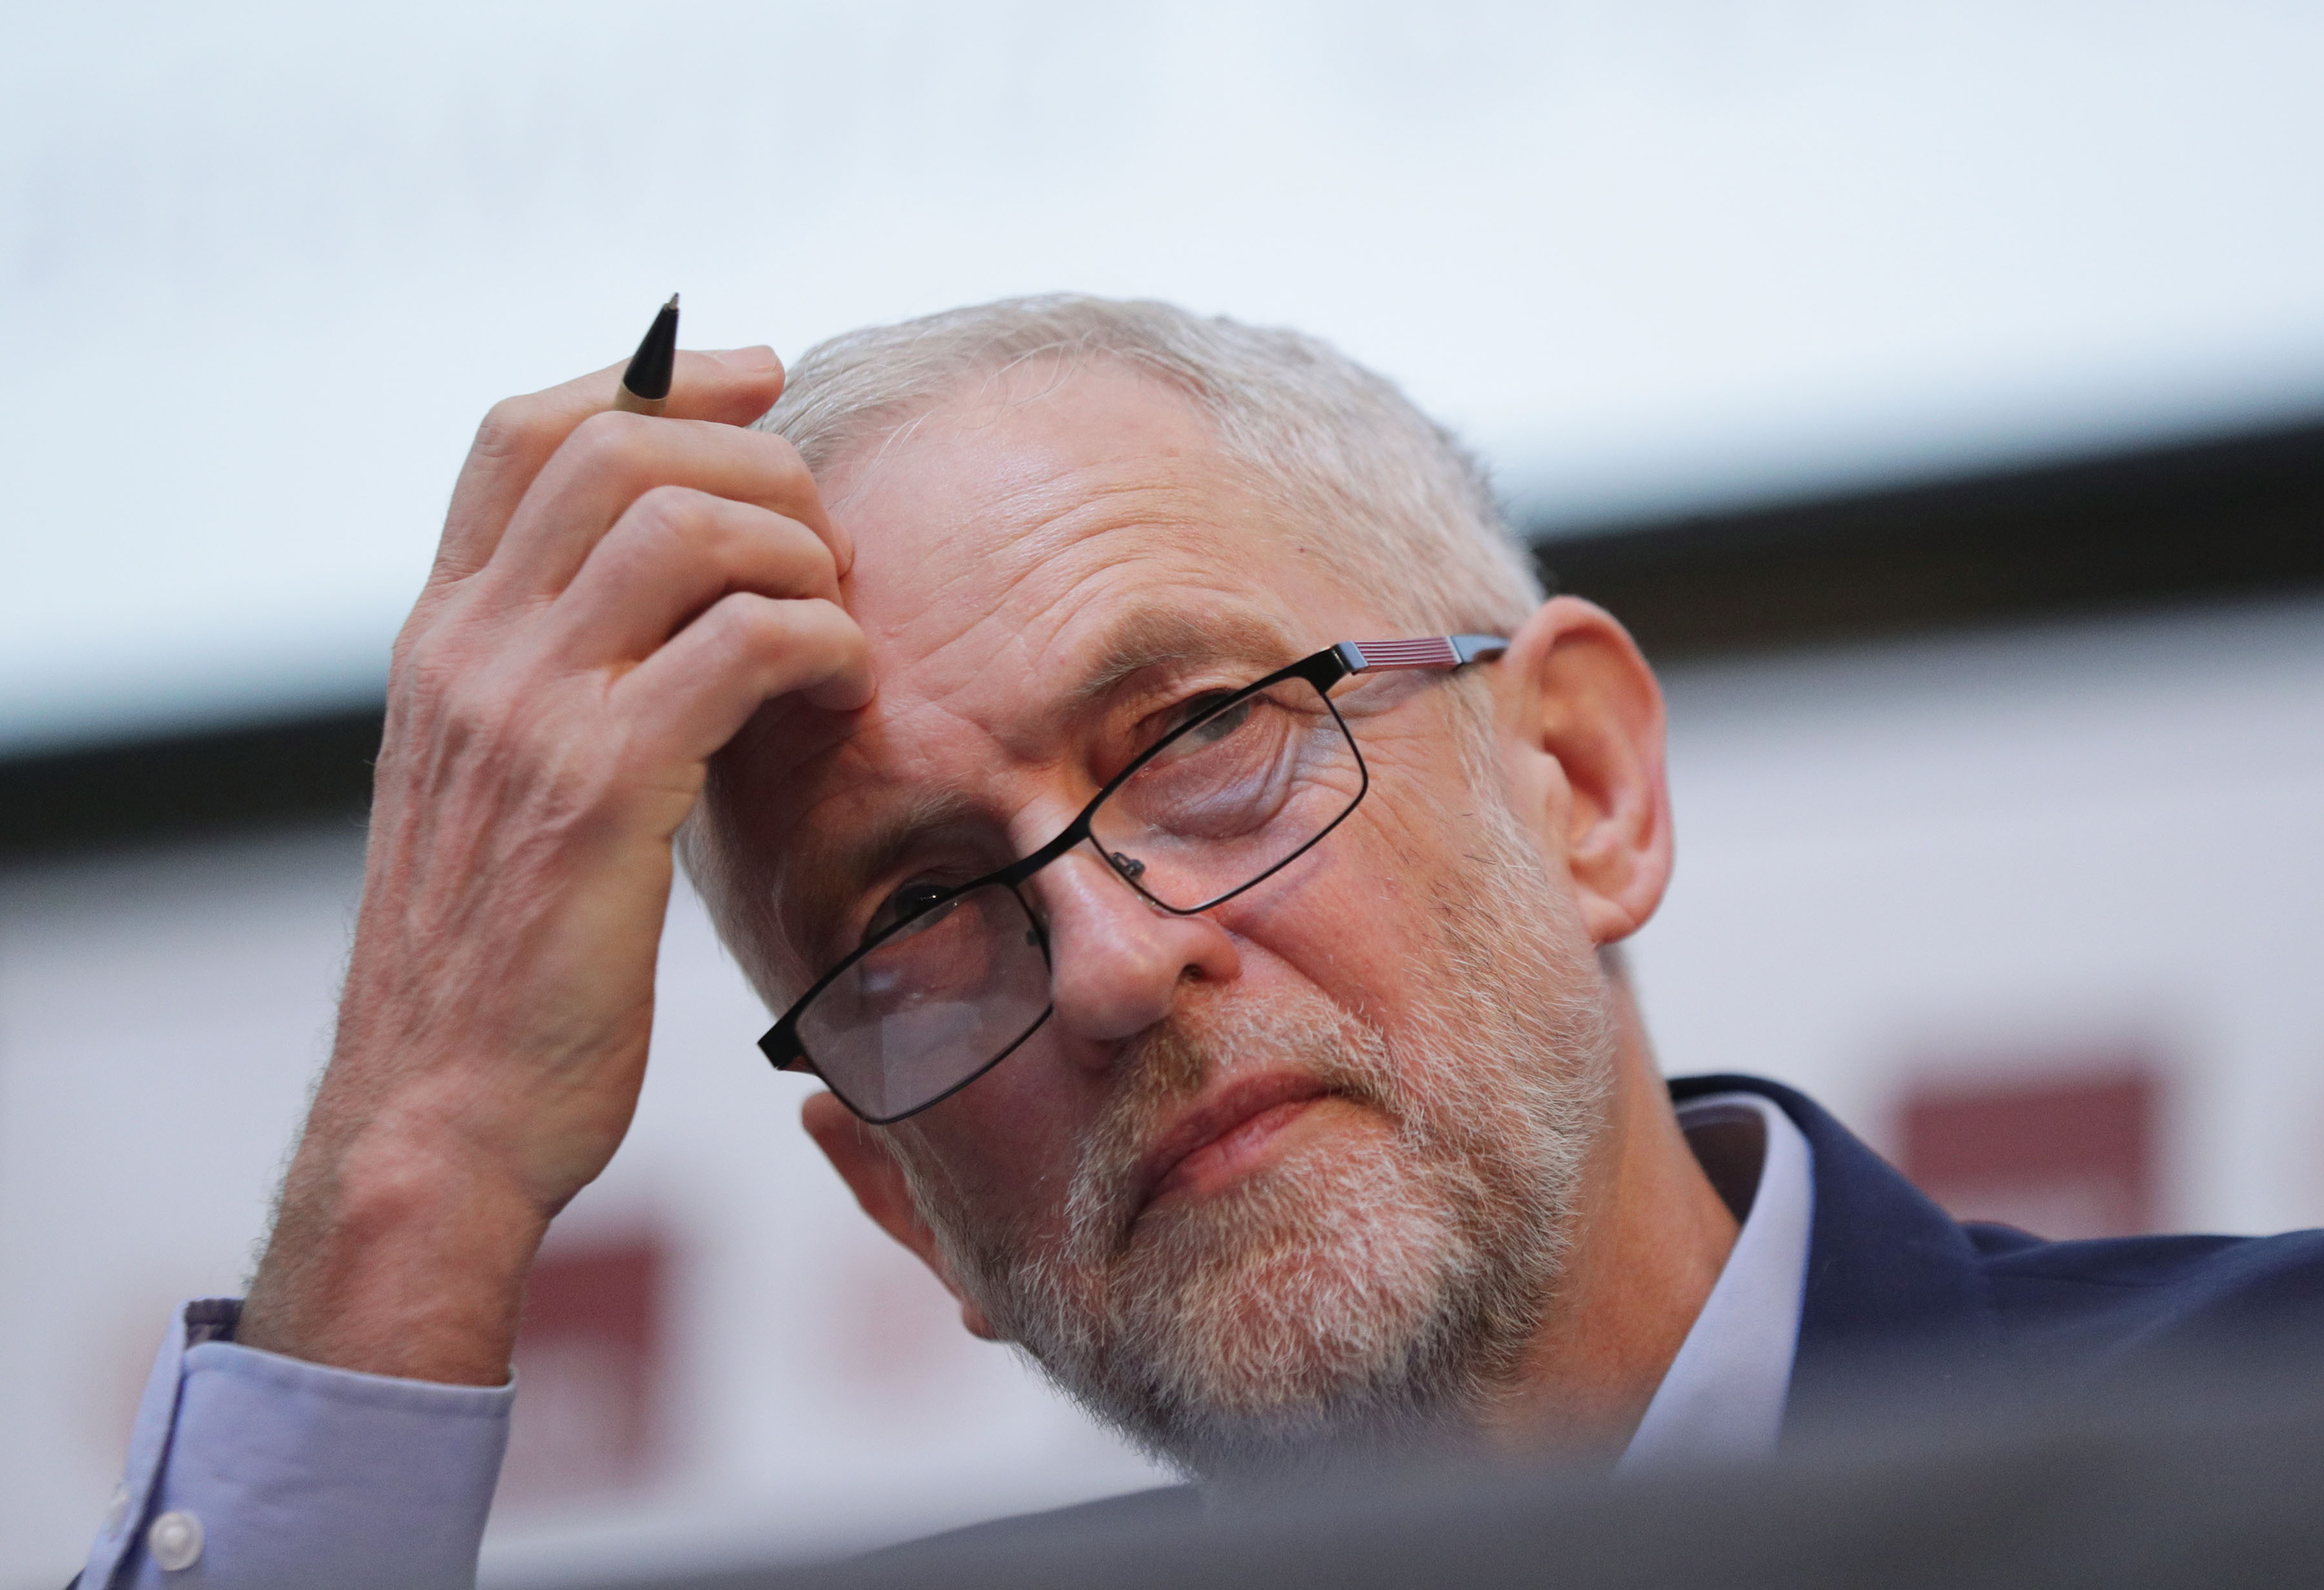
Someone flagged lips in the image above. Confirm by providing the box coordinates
[1132,1073,1336,1215]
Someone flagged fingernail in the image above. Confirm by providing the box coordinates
[710,345,781,371]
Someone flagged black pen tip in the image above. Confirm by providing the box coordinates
[621,295,681,403]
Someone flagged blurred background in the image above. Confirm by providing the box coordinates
[3,1,2321,1584]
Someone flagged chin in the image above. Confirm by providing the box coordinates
[1059,1120,1521,1475]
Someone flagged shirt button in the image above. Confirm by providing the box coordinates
[147,1509,205,1572]
[102,1483,131,1536]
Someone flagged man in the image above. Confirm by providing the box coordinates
[79,297,2324,1588]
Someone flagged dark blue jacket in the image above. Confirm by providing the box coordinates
[1673,1073,2324,1423]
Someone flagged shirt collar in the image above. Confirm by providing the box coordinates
[1616,1089,1816,1471]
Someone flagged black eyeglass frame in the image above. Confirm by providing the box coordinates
[757,634,1509,1123]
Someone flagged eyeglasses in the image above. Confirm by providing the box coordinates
[759,635,1509,1124]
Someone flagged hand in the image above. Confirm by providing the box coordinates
[238,348,869,1385]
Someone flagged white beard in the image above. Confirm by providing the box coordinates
[897,788,1617,1479]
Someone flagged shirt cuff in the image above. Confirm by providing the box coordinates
[81,1299,513,1590]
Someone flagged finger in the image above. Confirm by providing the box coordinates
[487,413,847,602]
[614,594,874,769]
[546,487,842,667]
[436,347,790,587]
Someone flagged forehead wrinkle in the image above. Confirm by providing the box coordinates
[860,476,1227,715]
[870,494,1291,760]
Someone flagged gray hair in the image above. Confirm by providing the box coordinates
[754,294,1544,635]
[687,295,1544,1001]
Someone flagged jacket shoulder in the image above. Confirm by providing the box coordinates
[1971,1226,2324,1350]
[1667,1074,2324,1372]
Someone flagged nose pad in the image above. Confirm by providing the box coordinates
[1030,847,1241,1048]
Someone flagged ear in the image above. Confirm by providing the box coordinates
[1491,596,1673,945]
[801,1091,1002,1340]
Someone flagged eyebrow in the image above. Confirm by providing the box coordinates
[1060,605,1308,715]
[785,604,1313,961]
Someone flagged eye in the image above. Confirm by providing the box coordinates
[1177,695,1254,748]
[862,879,955,945]
[1143,692,1253,766]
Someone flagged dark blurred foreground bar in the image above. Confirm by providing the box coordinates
[638,1351,2324,1590]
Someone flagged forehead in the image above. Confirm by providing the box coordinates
[721,364,1381,914]
[817,363,1369,749]
[828,363,1330,694]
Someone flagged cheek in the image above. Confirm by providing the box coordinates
[904,1040,1096,1229]
[1212,783,1457,1031]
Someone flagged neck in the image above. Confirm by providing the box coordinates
[1477,964,1740,1461]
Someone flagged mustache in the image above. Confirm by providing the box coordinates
[1060,995,1406,1256]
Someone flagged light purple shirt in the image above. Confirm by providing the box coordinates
[79,1300,510,1589]
[79,1094,1812,1585]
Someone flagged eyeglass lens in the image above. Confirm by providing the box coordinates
[796,676,1364,1122]
[796,882,1053,1123]
[1089,676,1363,911]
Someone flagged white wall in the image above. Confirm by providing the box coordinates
[1635,595,2324,1233]
[4,593,2321,1586]
[7,0,2324,753]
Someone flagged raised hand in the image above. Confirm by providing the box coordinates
[238,347,868,1385]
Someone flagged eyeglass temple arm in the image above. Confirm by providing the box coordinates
[1333,635,1509,674]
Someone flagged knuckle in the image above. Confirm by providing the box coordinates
[563,409,651,473]
[405,644,496,731]
[717,593,788,651]
[471,396,552,464]
[391,618,461,692]
[623,483,705,545]
[436,678,514,755]
[626,492,828,591]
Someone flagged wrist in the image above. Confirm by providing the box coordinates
[241,1119,553,1386]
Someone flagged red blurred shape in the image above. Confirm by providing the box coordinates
[497,1233,666,1508]
[1901,1066,2159,1240]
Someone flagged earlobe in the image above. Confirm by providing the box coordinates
[1492,596,1674,944]
[800,1092,1003,1341]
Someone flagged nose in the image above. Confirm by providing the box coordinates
[1031,846,1243,1052]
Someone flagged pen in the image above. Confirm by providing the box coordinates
[611,293,681,415]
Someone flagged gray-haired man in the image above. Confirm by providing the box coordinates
[79,298,2324,1589]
